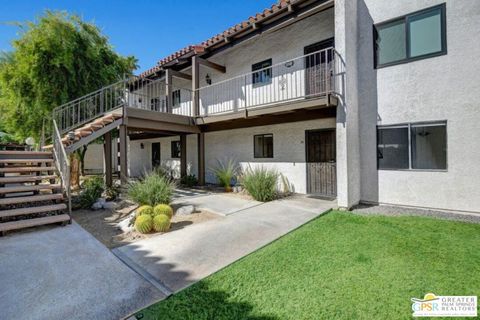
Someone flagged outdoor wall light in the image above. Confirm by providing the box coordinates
[285,60,294,68]
[205,74,212,85]
[140,143,144,149]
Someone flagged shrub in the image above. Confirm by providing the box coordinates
[154,204,173,219]
[79,176,104,208]
[135,214,153,234]
[128,171,176,206]
[136,205,154,217]
[153,214,171,232]
[242,166,279,202]
[211,158,238,191]
[180,174,198,187]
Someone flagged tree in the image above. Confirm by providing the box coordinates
[0,11,137,142]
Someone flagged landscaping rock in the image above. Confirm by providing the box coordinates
[91,198,106,210]
[103,202,118,210]
[117,212,136,233]
[176,205,195,215]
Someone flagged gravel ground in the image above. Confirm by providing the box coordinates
[352,203,480,224]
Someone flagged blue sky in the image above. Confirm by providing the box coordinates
[0,0,274,73]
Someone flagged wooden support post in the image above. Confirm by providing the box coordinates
[192,56,200,117]
[104,131,113,187]
[180,134,187,178]
[166,69,173,113]
[197,132,205,185]
[119,125,128,184]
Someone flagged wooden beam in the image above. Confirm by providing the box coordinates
[197,57,226,73]
[180,134,187,178]
[103,131,112,187]
[126,118,200,134]
[119,125,128,184]
[192,56,200,117]
[165,69,173,113]
[168,69,192,81]
[197,132,205,185]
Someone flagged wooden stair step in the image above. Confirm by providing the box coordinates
[0,159,55,164]
[0,214,70,233]
[0,203,67,218]
[0,194,63,206]
[0,175,57,184]
[0,166,56,173]
[0,151,52,156]
[0,184,62,194]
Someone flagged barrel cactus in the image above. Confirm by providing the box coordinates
[135,214,153,234]
[153,204,174,218]
[153,214,171,232]
[136,205,154,217]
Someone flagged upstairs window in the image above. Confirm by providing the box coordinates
[254,134,273,158]
[374,3,446,68]
[252,59,272,86]
[378,122,447,170]
[171,140,181,158]
[172,90,181,107]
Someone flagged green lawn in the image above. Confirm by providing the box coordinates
[137,211,480,320]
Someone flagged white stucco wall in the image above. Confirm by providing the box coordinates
[83,142,118,174]
[194,8,335,115]
[205,118,335,194]
[128,135,198,178]
[354,0,480,213]
[127,118,336,193]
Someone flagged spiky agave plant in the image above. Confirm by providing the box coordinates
[210,158,239,192]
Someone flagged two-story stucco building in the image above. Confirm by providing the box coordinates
[73,0,480,214]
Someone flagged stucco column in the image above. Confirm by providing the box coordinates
[335,0,361,209]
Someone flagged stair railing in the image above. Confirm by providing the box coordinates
[52,119,71,214]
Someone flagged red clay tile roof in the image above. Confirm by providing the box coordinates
[139,0,296,78]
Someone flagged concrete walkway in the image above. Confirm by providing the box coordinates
[113,195,335,295]
[0,222,164,320]
[172,193,262,215]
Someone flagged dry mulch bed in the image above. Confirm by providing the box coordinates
[71,200,220,249]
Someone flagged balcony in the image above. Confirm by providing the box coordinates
[53,47,339,134]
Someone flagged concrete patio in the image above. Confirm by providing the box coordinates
[113,194,335,295]
[0,222,164,320]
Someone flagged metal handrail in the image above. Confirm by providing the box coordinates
[52,119,71,214]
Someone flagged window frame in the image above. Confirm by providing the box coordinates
[253,134,274,159]
[377,121,447,171]
[171,140,181,159]
[374,3,447,69]
[251,59,273,87]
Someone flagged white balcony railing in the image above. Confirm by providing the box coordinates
[198,47,337,116]
[52,47,339,134]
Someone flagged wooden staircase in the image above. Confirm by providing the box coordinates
[44,113,123,153]
[0,150,70,235]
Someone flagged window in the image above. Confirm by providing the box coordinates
[172,90,181,107]
[254,134,273,158]
[377,122,447,170]
[252,59,272,86]
[171,140,181,158]
[150,98,160,111]
[374,3,446,68]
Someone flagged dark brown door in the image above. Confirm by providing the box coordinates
[152,142,161,168]
[306,129,336,197]
[304,38,334,97]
